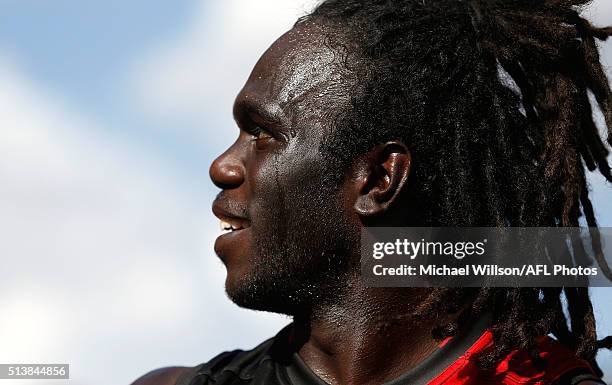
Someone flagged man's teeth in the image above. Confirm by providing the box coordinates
[220,220,243,231]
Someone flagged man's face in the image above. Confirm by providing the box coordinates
[210,22,359,315]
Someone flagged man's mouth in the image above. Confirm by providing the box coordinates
[212,196,251,239]
[219,218,249,233]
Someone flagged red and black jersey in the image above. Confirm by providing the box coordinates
[175,322,605,385]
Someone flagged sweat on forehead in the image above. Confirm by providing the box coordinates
[238,21,358,113]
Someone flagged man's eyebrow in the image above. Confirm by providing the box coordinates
[233,97,286,128]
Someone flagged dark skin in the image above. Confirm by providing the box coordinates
[208,22,446,385]
[131,21,599,385]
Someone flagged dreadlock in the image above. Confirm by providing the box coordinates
[299,0,612,375]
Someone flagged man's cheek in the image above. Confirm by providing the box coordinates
[249,161,289,231]
[249,144,329,208]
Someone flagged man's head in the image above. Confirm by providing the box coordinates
[211,0,612,373]
[210,20,412,315]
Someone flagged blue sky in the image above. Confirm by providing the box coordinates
[0,1,610,384]
[0,0,211,172]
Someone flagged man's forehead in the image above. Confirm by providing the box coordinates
[238,21,353,110]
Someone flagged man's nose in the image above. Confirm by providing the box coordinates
[210,149,245,190]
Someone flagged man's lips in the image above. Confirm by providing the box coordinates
[212,201,251,263]
[212,201,251,234]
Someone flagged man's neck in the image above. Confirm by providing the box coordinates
[291,286,456,385]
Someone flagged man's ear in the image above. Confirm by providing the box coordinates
[353,141,411,217]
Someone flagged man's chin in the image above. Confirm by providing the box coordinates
[225,283,298,315]
[221,237,355,316]
[223,272,315,316]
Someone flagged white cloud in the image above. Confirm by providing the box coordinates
[0,54,287,385]
[126,0,319,146]
[583,0,612,26]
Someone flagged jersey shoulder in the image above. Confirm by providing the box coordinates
[131,367,190,385]
[185,337,278,385]
[130,334,280,385]
[482,333,603,385]
[432,330,605,385]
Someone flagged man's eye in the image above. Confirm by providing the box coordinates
[250,126,273,140]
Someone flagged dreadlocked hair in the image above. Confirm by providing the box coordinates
[299,0,612,375]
